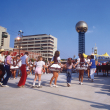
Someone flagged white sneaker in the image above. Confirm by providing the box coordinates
[0,82,3,85]
[2,85,9,87]
[38,85,42,88]
[79,81,81,84]
[81,82,83,85]
[53,84,58,87]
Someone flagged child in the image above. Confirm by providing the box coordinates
[65,58,74,87]
[32,56,45,88]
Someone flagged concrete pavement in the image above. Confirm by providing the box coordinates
[0,72,110,110]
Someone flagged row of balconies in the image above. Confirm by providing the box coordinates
[21,38,54,41]
[14,42,54,45]
[14,47,53,51]
[15,38,54,43]
[14,44,54,47]
[14,45,54,49]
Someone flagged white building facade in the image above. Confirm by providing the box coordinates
[0,26,13,50]
[14,34,57,61]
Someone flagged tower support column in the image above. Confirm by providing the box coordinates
[78,32,85,54]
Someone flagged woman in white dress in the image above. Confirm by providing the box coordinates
[75,53,87,85]
[49,51,61,87]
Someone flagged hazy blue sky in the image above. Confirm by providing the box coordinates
[0,0,110,58]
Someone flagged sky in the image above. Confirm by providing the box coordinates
[0,0,110,59]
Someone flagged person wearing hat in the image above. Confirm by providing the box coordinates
[0,49,5,85]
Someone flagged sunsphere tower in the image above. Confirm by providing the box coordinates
[75,21,88,54]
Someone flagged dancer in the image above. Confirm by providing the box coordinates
[33,58,38,75]
[16,55,22,78]
[49,51,61,87]
[89,55,96,82]
[65,58,74,87]
[0,49,5,85]
[1,51,13,87]
[75,53,87,85]
[86,55,90,78]
[42,58,46,74]
[29,59,33,75]
[18,52,29,88]
[32,56,45,88]
[11,57,17,79]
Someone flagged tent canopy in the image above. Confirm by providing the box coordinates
[90,52,109,57]
[80,53,109,58]
[83,53,88,58]
[102,52,109,56]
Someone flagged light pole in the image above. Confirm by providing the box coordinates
[92,48,93,54]
[16,37,20,55]
[17,30,23,55]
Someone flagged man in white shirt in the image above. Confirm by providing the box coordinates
[18,52,29,87]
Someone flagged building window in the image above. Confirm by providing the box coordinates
[35,41,40,43]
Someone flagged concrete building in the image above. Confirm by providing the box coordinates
[14,34,57,61]
[0,26,13,50]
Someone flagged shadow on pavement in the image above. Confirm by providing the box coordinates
[30,87,110,110]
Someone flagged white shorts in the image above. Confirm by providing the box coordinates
[35,67,42,74]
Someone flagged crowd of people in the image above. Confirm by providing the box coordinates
[0,49,96,88]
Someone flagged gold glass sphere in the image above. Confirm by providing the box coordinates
[75,21,88,33]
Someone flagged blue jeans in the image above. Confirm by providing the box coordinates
[2,65,11,85]
[66,69,72,83]
[16,68,21,78]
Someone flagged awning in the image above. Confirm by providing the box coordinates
[102,52,109,57]
[83,53,88,58]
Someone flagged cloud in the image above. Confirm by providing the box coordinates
[87,30,93,33]
[86,26,96,34]
[93,26,96,29]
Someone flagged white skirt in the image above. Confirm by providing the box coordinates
[10,66,19,70]
[76,65,87,70]
[49,64,61,72]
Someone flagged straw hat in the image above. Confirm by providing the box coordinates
[0,49,5,52]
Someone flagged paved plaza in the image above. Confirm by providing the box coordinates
[0,72,110,110]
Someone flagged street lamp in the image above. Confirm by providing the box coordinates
[16,30,23,55]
